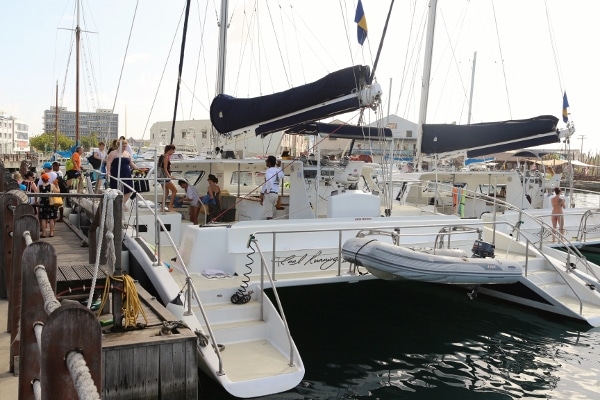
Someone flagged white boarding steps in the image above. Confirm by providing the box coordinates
[167,283,305,398]
[513,253,600,326]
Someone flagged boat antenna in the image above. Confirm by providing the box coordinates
[169,0,192,145]
[369,0,395,83]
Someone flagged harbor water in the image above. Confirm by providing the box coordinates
[199,279,600,399]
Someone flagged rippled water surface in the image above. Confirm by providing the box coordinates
[199,280,600,399]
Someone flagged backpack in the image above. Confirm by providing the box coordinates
[56,176,70,193]
[65,157,75,171]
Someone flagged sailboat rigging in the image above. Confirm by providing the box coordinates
[410,0,563,170]
[169,0,192,145]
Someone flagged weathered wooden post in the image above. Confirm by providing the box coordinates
[0,190,28,300]
[112,193,124,330]
[9,211,38,373]
[41,302,102,399]
[88,197,107,265]
[19,241,56,400]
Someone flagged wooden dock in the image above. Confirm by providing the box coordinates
[1,198,199,399]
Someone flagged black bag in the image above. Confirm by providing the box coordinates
[56,176,70,194]
[87,154,101,170]
[133,171,150,193]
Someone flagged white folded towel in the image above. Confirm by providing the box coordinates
[202,269,231,279]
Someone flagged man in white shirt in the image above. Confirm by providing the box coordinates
[38,162,57,186]
[260,155,284,220]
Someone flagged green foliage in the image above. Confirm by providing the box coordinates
[29,132,73,152]
[80,133,99,150]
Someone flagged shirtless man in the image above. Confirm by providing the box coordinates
[551,187,565,242]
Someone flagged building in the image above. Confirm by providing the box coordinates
[43,107,118,142]
[149,119,285,158]
[0,112,30,154]
[314,115,418,162]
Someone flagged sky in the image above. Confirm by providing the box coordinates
[1,0,598,154]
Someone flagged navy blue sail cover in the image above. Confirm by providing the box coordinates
[210,65,372,136]
[284,122,392,139]
[421,115,560,158]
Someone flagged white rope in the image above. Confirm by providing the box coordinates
[86,189,119,308]
[23,230,33,246]
[106,189,118,275]
[66,351,101,400]
[32,379,41,400]
[33,322,43,355]
[34,265,61,315]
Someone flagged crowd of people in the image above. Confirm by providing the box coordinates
[11,140,291,237]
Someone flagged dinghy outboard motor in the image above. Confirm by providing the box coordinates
[471,240,495,258]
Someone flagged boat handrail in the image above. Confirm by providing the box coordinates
[577,208,600,242]
[516,231,586,315]
[251,219,517,283]
[248,235,296,367]
[249,215,597,318]
[508,207,600,285]
[111,173,227,375]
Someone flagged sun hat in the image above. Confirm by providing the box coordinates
[42,162,52,169]
[41,173,50,181]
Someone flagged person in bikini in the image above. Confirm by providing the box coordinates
[551,187,565,242]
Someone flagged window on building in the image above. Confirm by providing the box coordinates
[406,130,413,138]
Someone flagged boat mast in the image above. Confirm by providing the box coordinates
[169,0,192,145]
[75,0,81,145]
[214,0,229,153]
[467,51,477,125]
[414,0,438,171]
[54,80,59,153]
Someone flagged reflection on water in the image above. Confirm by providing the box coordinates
[199,280,600,399]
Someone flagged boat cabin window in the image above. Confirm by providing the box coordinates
[231,171,255,186]
[181,171,206,186]
[477,184,506,198]
[254,171,290,188]
[425,180,454,192]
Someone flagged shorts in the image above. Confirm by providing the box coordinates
[66,170,81,179]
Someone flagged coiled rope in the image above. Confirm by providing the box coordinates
[99,275,148,328]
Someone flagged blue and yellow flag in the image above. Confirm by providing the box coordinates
[562,91,569,123]
[355,0,368,45]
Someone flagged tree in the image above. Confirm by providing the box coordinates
[80,132,99,150]
[29,132,73,152]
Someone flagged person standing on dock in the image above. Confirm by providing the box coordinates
[551,187,566,242]
[66,146,84,193]
[106,140,141,211]
[38,173,58,237]
[260,155,284,220]
[37,162,57,186]
[91,142,106,189]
